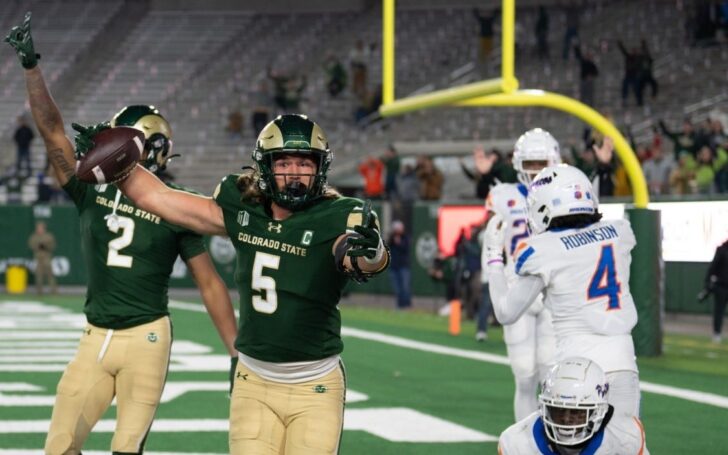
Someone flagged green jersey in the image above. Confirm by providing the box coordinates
[63,176,206,329]
[214,174,367,363]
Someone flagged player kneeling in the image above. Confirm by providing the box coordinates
[498,357,648,455]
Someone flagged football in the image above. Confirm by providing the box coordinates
[75,126,145,184]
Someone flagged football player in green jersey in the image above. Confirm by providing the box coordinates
[105,113,390,454]
[6,13,238,455]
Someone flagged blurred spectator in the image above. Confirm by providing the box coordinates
[707,119,727,151]
[574,44,599,106]
[582,135,617,197]
[381,144,400,200]
[695,145,717,194]
[473,8,498,63]
[704,239,728,343]
[416,156,444,200]
[716,141,728,193]
[617,40,643,106]
[359,155,385,199]
[570,143,597,176]
[457,225,484,323]
[535,5,550,59]
[642,143,675,195]
[638,39,658,100]
[251,80,272,136]
[28,221,57,295]
[14,116,34,177]
[562,1,580,60]
[324,53,347,98]
[397,164,419,227]
[226,108,243,138]
[268,68,306,111]
[461,148,518,199]
[669,152,696,195]
[354,84,382,125]
[693,0,718,45]
[349,40,371,101]
[428,252,459,306]
[461,146,496,199]
[388,220,412,310]
[659,118,702,159]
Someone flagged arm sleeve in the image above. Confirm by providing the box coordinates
[177,231,207,261]
[488,263,545,325]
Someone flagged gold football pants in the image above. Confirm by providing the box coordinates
[44,316,172,455]
[230,360,346,455]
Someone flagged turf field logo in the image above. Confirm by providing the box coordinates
[147,332,158,343]
[268,222,282,233]
[301,230,314,246]
[237,210,250,227]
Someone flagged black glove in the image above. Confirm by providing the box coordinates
[346,200,383,260]
[71,121,110,159]
[229,356,238,396]
[4,12,41,69]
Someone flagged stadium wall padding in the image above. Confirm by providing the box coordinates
[626,208,663,356]
[0,205,710,316]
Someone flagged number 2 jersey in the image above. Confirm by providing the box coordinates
[514,218,638,373]
[487,182,547,316]
[485,183,531,278]
[213,174,368,364]
[63,175,206,329]
[498,411,648,455]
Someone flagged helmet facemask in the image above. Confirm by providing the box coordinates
[253,114,333,211]
[540,399,608,446]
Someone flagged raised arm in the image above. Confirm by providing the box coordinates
[6,13,75,186]
[118,166,227,236]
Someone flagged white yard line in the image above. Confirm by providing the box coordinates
[28,299,727,410]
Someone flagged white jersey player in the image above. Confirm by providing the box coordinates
[483,128,560,421]
[485,164,642,419]
[498,357,648,455]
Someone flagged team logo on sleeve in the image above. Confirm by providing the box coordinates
[301,230,314,246]
[237,210,250,227]
[268,222,282,233]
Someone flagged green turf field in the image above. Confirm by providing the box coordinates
[1,294,727,454]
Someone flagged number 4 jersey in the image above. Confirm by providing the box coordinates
[63,176,206,329]
[514,218,639,373]
[214,174,369,364]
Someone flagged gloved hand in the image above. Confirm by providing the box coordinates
[4,12,41,69]
[71,121,111,159]
[484,213,506,264]
[229,356,238,396]
[346,200,384,262]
